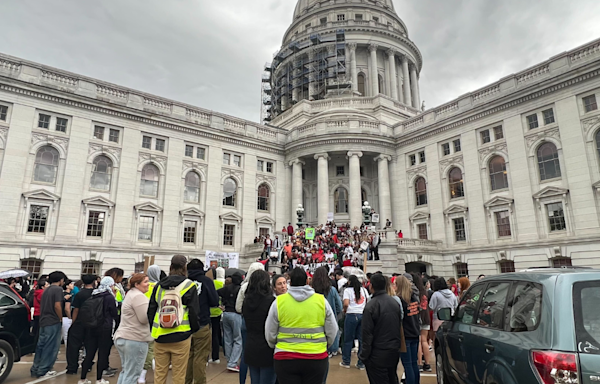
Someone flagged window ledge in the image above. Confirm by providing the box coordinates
[140,194,158,199]
[90,188,111,193]
[415,204,428,208]
[31,181,57,187]
[490,188,510,194]
[539,177,562,184]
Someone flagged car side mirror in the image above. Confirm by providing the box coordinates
[438,307,452,321]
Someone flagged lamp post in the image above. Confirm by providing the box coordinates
[362,201,371,226]
[296,204,305,228]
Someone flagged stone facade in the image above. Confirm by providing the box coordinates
[1,1,600,279]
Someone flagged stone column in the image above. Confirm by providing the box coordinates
[314,153,330,224]
[308,52,316,101]
[402,56,412,106]
[347,151,363,227]
[348,43,358,94]
[410,64,420,109]
[290,159,305,222]
[368,44,379,96]
[374,154,392,228]
[387,50,398,101]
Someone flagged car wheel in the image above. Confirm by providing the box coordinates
[0,339,14,384]
[436,347,446,384]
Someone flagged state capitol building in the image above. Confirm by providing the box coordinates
[1,0,600,279]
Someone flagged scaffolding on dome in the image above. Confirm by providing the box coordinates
[260,29,351,124]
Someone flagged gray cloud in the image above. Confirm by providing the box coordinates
[1,0,598,121]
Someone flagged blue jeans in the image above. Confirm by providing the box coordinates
[400,338,420,384]
[327,329,341,354]
[222,312,242,369]
[115,338,148,384]
[248,365,276,384]
[31,323,62,377]
[240,318,248,384]
[342,313,363,367]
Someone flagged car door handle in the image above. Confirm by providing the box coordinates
[458,334,464,342]
[484,343,495,353]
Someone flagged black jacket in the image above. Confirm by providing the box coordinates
[188,269,219,327]
[217,273,243,313]
[242,292,275,367]
[358,290,403,367]
[147,275,200,343]
[401,292,421,340]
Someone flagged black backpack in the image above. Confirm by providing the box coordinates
[78,295,105,328]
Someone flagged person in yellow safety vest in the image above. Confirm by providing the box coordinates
[139,265,162,384]
[265,267,338,384]
[209,267,225,363]
[147,255,200,384]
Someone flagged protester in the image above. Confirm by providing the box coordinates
[458,277,471,299]
[66,274,96,375]
[271,274,287,296]
[209,267,225,364]
[218,272,243,372]
[147,255,200,384]
[334,270,347,292]
[185,259,219,384]
[396,276,421,384]
[32,278,48,344]
[243,270,276,384]
[114,273,152,384]
[360,273,404,384]
[31,271,66,378]
[411,273,431,372]
[265,267,338,384]
[61,279,74,349]
[477,274,486,280]
[311,267,342,361]
[139,265,162,384]
[79,276,119,384]
[429,277,458,332]
[448,277,458,296]
[340,275,369,370]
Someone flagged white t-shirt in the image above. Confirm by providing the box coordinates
[343,287,369,314]
[337,277,348,291]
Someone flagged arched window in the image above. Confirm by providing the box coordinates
[415,177,427,206]
[537,142,561,181]
[361,189,367,206]
[489,156,508,191]
[33,145,59,184]
[357,73,366,96]
[595,130,600,160]
[90,155,113,191]
[257,183,270,211]
[448,167,464,199]
[223,178,237,207]
[378,74,384,95]
[140,164,159,197]
[334,187,348,213]
[184,172,200,203]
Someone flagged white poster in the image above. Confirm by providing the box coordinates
[301,262,335,275]
[205,251,239,269]
[327,212,334,222]
[371,213,380,223]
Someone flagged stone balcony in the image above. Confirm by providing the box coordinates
[397,238,443,250]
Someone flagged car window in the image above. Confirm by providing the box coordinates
[476,282,510,329]
[0,293,16,307]
[506,282,542,332]
[455,284,485,324]
[574,281,600,355]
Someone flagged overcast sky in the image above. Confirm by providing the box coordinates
[2,0,599,122]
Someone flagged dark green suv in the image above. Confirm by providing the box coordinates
[434,268,600,384]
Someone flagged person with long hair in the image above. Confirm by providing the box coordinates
[395,276,421,384]
[340,275,369,370]
[32,278,48,344]
[243,270,276,384]
[272,274,288,296]
[429,277,458,333]
[411,273,431,372]
[114,273,152,384]
[458,277,471,300]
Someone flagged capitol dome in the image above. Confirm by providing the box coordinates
[293,0,396,20]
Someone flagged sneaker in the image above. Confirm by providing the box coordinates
[96,380,110,384]
[227,366,240,372]
[418,365,423,372]
[40,371,57,378]
[356,364,365,370]
[351,347,358,353]
[138,369,147,384]
[78,380,91,384]
[106,367,117,373]
[102,370,115,377]
[209,359,220,364]
[332,350,339,356]
[66,371,78,375]
[423,364,432,372]
[339,362,350,369]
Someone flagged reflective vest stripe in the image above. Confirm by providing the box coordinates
[279,326,325,334]
[151,280,194,339]
[278,336,327,344]
[152,319,191,329]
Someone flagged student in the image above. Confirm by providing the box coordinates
[66,274,96,375]
[340,275,369,370]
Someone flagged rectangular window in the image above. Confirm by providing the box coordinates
[453,139,461,152]
[233,155,241,167]
[93,126,105,140]
[455,262,469,278]
[185,145,194,157]
[542,109,555,125]
[500,260,515,273]
[547,202,566,232]
[337,14,345,21]
[409,154,416,166]
[223,153,230,165]
[320,17,327,25]
[552,257,572,268]
[495,211,511,237]
[527,114,539,130]
[82,261,101,276]
[419,151,426,163]
[138,216,154,241]
[266,162,273,173]
[223,224,235,246]
[372,16,379,22]
[28,205,48,233]
[493,126,504,140]
[134,262,145,273]
[442,143,450,156]
[183,221,197,244]
[453,218,466,242]
[55,118,68,133]
[196,147,205,160]
[583,94,598,113]
[355,14,363,20]
[109,129,120,143]
[257,160,264,172]
[20,259,43,279]
[305,23,311,29]
[142,136,152,149]
[38,114,51,129]
[155,139,165,152]
[480,130,491,144]
[86,211,105,237]
[417,223,428,240]
[336,166,345,176]
[0,105,7,121]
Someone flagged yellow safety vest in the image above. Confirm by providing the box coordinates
[144,282,157,300]
[210,280,224,317]
[151,280,195,339]
[276,292,327,355]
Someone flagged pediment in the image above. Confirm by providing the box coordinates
[484,196,514,208]
[134,202,163,212]
[82,196,115,207]
[443,204,468,215]
[179,207,204,217]
[532,186,569,199]
[409,211,430,221]
[23,189,60,202]
[219,211,243,222]
[255,216,276,225]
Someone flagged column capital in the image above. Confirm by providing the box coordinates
[386,48,396,57]
[288,158,305,167]
[347,42,357,52]
[313,152,330,161]
[374,154,392,162]
[346,151,363,159]
[368,44,378,53]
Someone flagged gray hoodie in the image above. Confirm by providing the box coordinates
[429,289,458,320]
[265,285,339,354]
[235,262,265,313]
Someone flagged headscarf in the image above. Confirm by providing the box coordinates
[244,262,265,284]
[216,267,225,283]
[93,276,115,296]
[147,265,162,283]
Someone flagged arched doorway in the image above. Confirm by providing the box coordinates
[405,262,428,275]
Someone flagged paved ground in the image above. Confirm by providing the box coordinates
[11,345,437,384]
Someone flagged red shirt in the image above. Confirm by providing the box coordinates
[33,289,44,316]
